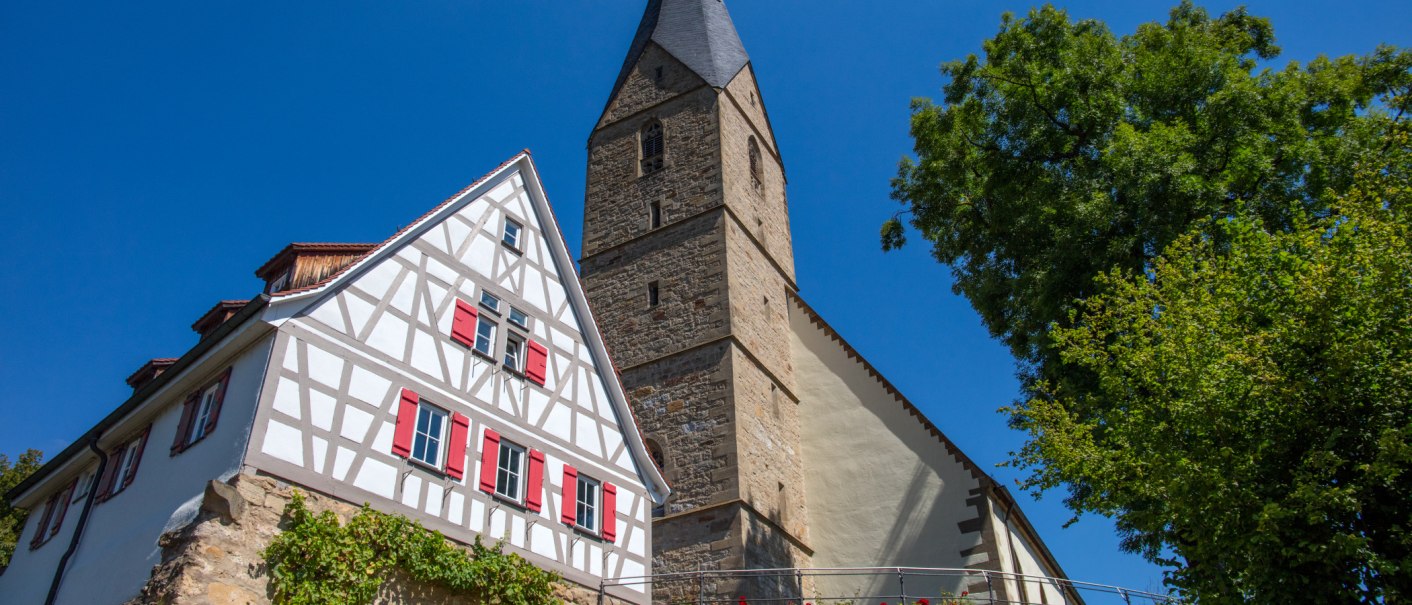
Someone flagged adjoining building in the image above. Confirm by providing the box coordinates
[1,153,668,605]
[580,1,1075,602]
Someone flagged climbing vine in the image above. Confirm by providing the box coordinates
[262,491,561,605]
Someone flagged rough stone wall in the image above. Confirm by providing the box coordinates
[719,69,795,283]
[598,44,711,129]
[581,212,729,369]
[621,342,737,512]
[126,473,629,605]
[584,55,722,259]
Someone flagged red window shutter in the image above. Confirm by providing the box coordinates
[171,393,199,454]
[525,340,548,386]
[29,494,57,549]
[525,449,545,512]
[602,482,618,542]
[451,299,478,347]
[393,388,419,458]
[121,426,151,490]
[48,479,78,537]
[561,465,578,525]
[203,368,232,436]
[478,429,501,493]
[445,413,470,480]
[95,448,122,503]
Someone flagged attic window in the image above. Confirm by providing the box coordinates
[640,121,664,175]
[503,219,523,251]
[267,270,290,293]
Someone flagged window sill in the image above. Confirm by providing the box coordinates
[570,523,607,542]
[471,349,499,364]
[405,456,451,479]
[489,491,529,511]
[500,240,523,256]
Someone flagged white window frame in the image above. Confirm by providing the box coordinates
[508,306,529,330]
[504,335,525,372]
[494,439,526,502]
[188,381,221,443]
[503,219,523,250]
[474,316,497,357]
[410,402,449,469]
[576,474,601,534]
[480,291,502,314]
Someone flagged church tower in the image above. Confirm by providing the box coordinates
[580,0,810,598]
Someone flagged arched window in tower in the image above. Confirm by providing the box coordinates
[640,120,665,175]
[748,135,762,189]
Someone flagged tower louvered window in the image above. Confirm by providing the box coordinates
[748,136,762,189]
[641,121,664,175]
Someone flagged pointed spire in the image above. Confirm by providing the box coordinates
[607,0,750,100]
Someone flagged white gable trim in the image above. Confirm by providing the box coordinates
[262,152,669,504]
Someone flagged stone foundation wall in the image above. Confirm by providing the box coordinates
[125,473,622,605]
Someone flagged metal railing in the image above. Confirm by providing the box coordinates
[598,567,1178,605]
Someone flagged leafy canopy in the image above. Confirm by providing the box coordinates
[0,449,44,569]
[1016,158,1412,602]
[886,2,1412,601]
[262,491,560,605]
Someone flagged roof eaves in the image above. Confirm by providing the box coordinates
[7,295,272,503]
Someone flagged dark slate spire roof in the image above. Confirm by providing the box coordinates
[607,0,751,102]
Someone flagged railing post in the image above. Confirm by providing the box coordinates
[984,572,994,605]
[898,568,907,605]
[797,568,805,605]
[697,565,705,605]
[598,580,606,605]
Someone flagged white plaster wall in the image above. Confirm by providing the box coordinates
[792,303,985,601]
[0,337,274,605]
[1005,517,1067,604]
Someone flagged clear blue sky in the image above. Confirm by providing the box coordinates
[3,0,1409,594]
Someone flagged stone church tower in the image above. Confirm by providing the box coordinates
[580,0,809,597]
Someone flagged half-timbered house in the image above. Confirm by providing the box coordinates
[1,152,668,605]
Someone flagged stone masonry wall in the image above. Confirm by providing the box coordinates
[581,211,729,369]
[720,69,795,283]
[126,473,629,605]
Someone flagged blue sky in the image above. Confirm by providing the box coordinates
[3,0,1409,594]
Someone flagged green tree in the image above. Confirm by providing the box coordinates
[885,2,1412,601]
[1017,160,1411,602]
[1,449,45,569]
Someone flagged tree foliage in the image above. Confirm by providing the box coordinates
[263,491,560,605]
[886,2,1412,601]
[0,449,44,569]
[886,1,1410,376]
[1015,158,1412,602]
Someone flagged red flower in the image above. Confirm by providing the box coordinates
[739,598,748,605]
[920,600,930,605]
[961,592,969,597]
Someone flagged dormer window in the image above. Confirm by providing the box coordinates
[641,120,664,175]
[267,270,290,294]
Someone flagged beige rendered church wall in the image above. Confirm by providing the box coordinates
[791,301,987,600]
[997,512,1069,604]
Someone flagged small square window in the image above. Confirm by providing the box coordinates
[495,440,526,501]
[647,281,660,307]
[411,403,448,468]
[480,291,502,314]
[576,475,600,533]
[504,336,524,372]
[508,307,529,330]
[188,382,221,443]
[474,317,497,356]
[503,219,523,250]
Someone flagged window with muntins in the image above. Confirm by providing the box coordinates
[495,440,525,501]
[474,317,497,356]
[480,291,502,314]
[576,475,600,533]
[411,403,447,468]
[503,219,522,250]
[190,382,219,442]
[641,121,664,174]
